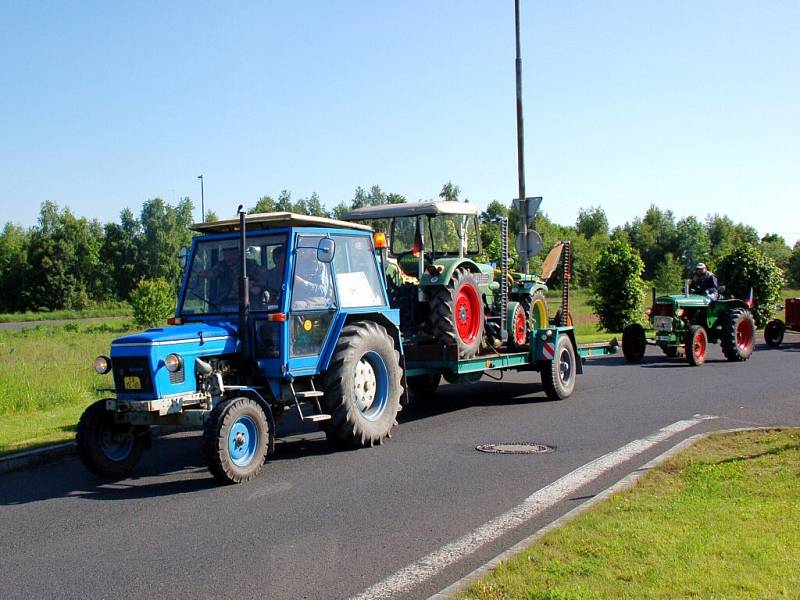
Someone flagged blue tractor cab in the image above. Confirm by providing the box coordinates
[78,211,406,483]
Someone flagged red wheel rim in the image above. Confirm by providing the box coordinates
[693,331,706,359]
[455,285,481,343]
[736,319,753,350]
[513,308,526,345]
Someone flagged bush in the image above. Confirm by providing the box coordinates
[130,278,175,329]
[716,244,785,327]
[589,239,646,332]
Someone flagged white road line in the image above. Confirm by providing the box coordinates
[351,414,717,600]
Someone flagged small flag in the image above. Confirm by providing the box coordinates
[412,219,422,257]
[746,287,754,308]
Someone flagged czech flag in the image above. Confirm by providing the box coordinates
[746,287,754,308]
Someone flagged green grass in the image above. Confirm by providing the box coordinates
[459,428,800,600]
[0,320,138,454]
[0,302,131,323]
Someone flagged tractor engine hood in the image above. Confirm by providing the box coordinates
[656,294,710,308]
[110,322,240,400]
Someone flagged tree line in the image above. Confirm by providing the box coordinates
[0,183,797,314]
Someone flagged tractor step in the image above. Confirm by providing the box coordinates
[302,414,332,422]
[294,390,324,399]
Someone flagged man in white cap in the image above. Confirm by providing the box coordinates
[690,262,718,298]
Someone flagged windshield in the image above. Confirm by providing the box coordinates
[181,233,287,315]
[390,214,480,256]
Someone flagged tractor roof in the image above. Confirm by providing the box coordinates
[190,212,373,234]
[343,200,478,221]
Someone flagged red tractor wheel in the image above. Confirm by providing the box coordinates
[720,309,756,362]
[508,302,528,350]
[429,267,485,359]
[686,325,707,367]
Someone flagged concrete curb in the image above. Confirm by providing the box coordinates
[428,426,773,600]
[0,425,185,476]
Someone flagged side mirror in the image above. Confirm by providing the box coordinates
[179,247,189,268]
[317,238,335,263]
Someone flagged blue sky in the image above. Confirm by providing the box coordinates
[1,1,798,245]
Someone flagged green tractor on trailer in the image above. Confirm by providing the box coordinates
[622,287,756,367]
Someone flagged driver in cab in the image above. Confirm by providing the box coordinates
[197,246,268,307]
[689,262,719,300]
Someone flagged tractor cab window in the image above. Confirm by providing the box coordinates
[390,216,417,255]
[181,234,286,315]
[429,214,480,256]
[290,236,336,311]
[332,235,385,308]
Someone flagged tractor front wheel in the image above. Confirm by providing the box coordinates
[321,321,403,449]
[720,309,756,361]
[622,323,646,363]
[764,319,785,348]
[429,268,485,359]
[203,397,271,484]
[77,400,148,478]
[686,325,707,366]
[507,301,528,351]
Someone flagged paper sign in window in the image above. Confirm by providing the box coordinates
[336,271,382,308]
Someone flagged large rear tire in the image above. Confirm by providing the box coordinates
[321,321,403,448]
[622,323,646,363]
[203,397,271,484]
[541,335,577,400]
[764,319,785,348]
[429,268,485,359]
[720,309,756,361]
[77,400,148,478]
[686,325,707,367]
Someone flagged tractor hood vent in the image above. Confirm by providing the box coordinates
[112,322,238,346]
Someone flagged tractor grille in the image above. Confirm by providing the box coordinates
[112,357,154,393]
[787,298,800,326]
[168,362,185,384]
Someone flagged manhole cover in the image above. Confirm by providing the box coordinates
[475,442,555,455]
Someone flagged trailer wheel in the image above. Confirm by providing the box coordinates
[407,373,441,400]
[686,325,707,366]
[622,323,646,363]
[321,321,403,449]
[429,267,484,359]
[203,397,271,484]
[764,319,784,348]
[720,309,756,361]
[77,400,148,478]
[541,335,577,400]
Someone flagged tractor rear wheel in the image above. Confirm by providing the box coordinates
[321,321,403,449]
[507,301,528,351]
[686,325,707,366]
[203,396,271,484]
[407,373,441,400]
[541,335,577,400]
[77,400,148,478]
[720,309,756,361]
[429,268,484,359]
[764,319,785,348]
[521,290,549,330]
[622,323,646,363]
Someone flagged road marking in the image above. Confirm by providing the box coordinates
[351,414,717,600]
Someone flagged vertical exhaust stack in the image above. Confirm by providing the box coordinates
[237,205,250,359]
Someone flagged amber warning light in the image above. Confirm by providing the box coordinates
[373,232,388,250]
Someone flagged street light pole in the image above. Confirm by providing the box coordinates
[197,175,205,222]
[514,0,528,274]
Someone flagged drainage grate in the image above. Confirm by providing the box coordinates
[476,442,556,455]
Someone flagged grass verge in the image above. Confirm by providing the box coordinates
[0,303,131,323]
[0,320,138,454]
[459,428,800,599]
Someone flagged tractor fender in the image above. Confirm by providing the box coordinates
[233,388,276,456]
[419,258,491,287]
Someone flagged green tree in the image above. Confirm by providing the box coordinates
[130,278,176,328]
[706,214,759,264]
[276,190,293,212]
[0,223,32,312]
[624,205,677,279]
[716,244,785,327]
[652,253,683,294]
[439,181,460,202]
[759,234,792,273]
[304,192,328,217]
[675,216,711,276]
[102,207,141,300]
[138,197,194,290]
[789,242,800,288]
[576,206,609,239]
[250,195,277,214]
[589,238,646,332]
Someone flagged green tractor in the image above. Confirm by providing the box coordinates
[344,201,550,360]
[622,286,756,366]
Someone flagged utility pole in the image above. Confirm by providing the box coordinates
[197,174,205,222]
[514,0,528,274]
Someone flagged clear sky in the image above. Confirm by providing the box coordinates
[1,1,797,245]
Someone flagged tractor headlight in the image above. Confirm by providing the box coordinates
[93,355,112,375]
[675,308,685,317]
[164,353,183,373]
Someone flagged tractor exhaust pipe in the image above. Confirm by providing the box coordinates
[237,205,250,359]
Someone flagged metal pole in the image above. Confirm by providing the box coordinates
[198,175,205,222]
[515,0,528,274]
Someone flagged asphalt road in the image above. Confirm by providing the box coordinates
[1,338,798,600]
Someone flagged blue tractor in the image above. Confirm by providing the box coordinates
[78,211,406,484]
